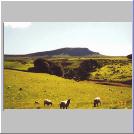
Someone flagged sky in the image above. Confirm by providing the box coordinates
[4,22,132,56]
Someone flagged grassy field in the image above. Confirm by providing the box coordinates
[90,63,132,83]
[4,69,132,109]
[4,56,132,109]
[4,60,33,71]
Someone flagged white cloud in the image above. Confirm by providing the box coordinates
[4,22,32,29]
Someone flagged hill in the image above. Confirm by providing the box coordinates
[27,47,100,56]
[4,47,101,57]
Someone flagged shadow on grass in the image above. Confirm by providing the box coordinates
[4,68,28,72]
[95,81,131,87]
[5,68,132,88]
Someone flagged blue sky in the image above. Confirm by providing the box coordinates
[4,22,132,56]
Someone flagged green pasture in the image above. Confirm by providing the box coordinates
[4,69,132,109]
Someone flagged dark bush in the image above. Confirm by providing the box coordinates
[64,69,77,79]
[33,58,50,73]
[50,63,64,77]
[127,54,132,60]
[28,58,63,77]
[34,58,45,67]
[77,68,88,80]
[77,59,100,80]
[80,60,100,72]
[63,60,101,80]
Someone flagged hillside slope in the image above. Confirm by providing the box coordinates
[90,63,132,83]
[28,47,100,56]
[4,69,132,109]
[5,47,100,57]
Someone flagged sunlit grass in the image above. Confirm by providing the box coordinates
[4,69,132,109]
[91,63,132,82]
[4,61,33,71]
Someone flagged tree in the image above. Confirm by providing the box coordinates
[50,63,64,77]
[28,58,64,77]
[127,54,132,60]
[33,58,50,73]
[64,68,77,79]
[78,59,100,80]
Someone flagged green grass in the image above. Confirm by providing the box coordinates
[4,56,132,109]
[4,56,130,70]
[4,69,132,109]
[4,61,33,71]
[90,63,132,83]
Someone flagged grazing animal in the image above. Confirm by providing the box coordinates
[34,101,40,109]
[44,99,52,106]
[60,99,71,109]
[94,97,101,107]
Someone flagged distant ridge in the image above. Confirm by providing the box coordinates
[5,47,101,57]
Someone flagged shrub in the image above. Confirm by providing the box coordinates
[127,54,132,60]
[78,60,100,80]
[28,58,64,77]
[50,63,64,77]
[33,58,50,73]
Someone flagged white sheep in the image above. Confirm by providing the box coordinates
[44,99,52,106]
